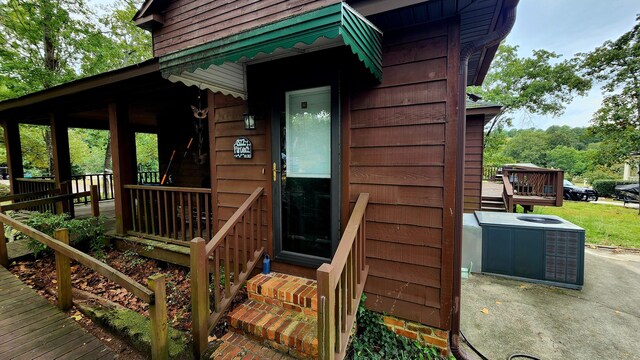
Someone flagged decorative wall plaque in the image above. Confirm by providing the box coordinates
[233,137,253,159]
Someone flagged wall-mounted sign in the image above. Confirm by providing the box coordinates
[233,137,253,159]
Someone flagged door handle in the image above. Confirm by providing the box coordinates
[272,162,281,182]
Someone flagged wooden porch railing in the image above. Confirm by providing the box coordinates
[0,213,168,359]
[15,177,56,194]
[138,171,161,185]
[317,193,369,360]
[502,174,514,213]
[70,173,114,203]
[483,165,501,181]
[124,185,213,242]
[190,187,265,359]
[0,185,99,218]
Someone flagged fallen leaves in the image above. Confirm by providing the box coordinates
[480,307,489,315]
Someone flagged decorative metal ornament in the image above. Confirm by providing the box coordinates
[191,91,208,165]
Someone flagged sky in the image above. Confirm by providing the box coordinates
[504,0,639,129]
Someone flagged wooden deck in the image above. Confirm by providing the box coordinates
[0,266,115,359]
[482,181,558,207]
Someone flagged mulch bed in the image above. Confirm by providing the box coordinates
[9,247,247,339]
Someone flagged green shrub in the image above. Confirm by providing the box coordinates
[349,295,450,360]
[0,183,10,198]
[14,212,108,257]
[591,180,637,197]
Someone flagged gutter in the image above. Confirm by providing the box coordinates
[451,1,519,359]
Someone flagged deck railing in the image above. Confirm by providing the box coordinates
[503,167,564,206]
[15,177,56,194]
[70,173,114,203]
[138,171,161,185]
[190,187,265,359]
[502,174,514,213]
[124,185,213,242]
[0,213,168,359]
[0,186,99,219]
[317,193,369,360]
[483,165,501,181]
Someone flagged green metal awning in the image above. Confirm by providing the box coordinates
[159,3,382,99]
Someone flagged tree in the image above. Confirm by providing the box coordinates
[502,128,550,166]
[581,15,640,165]
[469,44,592,142]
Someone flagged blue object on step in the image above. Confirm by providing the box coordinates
[262,255,271,275]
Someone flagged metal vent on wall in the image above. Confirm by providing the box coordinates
[545,231,580,283]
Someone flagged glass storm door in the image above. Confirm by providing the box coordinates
[273,86,339,265]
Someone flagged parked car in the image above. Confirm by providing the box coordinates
[563,180,598,201]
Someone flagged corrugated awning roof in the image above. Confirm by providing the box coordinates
[159,3,382,99]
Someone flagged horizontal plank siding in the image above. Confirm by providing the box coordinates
[153,0,340,56]
[351,20,459,330]
[211,93,269,254]
[464,116,484,213]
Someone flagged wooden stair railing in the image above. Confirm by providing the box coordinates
[190,187,265,359]
[502,172,514,213]
[0,213,168,360]
[0,185,100,218]
[317,193,369,360]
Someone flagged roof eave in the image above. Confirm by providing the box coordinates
[0,59,160,114]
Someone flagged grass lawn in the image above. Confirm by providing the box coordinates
[530,201,640,248]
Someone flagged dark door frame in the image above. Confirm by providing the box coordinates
[271,79,341,268]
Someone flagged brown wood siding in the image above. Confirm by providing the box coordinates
[152,0,340,57]
[464,116,484,213]
[352,21,460,330]
[209,92,270,256]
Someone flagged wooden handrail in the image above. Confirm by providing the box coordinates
[317,193,370,360]
[15,177,56,183]
[190,187,265,359]
[124,184,211,194]
[205,187,263,255]
[1,191,91,212]
[0,214,168,359]
[502,171,514,213]
[0,189,59,202]
[0,212,152,301]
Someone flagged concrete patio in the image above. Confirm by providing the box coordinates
[461,247,640,359]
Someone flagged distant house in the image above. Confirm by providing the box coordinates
[0,1,521,358]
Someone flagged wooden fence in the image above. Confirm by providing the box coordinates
[317,193,369,360]
[0,213,168,359]
[15,178,56,194]
[483,165,502,181]
[70,173,114,203]
[124,185,213,242]
[190,187,264,359]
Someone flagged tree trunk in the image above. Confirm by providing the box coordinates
[104,132,112,171]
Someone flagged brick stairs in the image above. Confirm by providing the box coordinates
[212,272,319,360]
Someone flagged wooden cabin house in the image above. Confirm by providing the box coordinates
[0,0,522,358]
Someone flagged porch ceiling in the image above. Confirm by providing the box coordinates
[158,3,382,99]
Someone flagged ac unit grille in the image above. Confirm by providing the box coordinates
[545,231,580,283]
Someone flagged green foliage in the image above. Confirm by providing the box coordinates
[486,126,619,180]
[135,133,160,171]
[591,180,638,198]
[16,212,107,257]
[349,295,447,360]
[580,15,640,165]
[468,44,591,140]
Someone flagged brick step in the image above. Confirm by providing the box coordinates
[211,332,295,360]
[227,300,318,359]
[247,273,317,316]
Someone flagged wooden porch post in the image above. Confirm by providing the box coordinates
[3,121,24,195]
[207,90,219,233]
[50,113,72,214]
[109,102,136,234]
